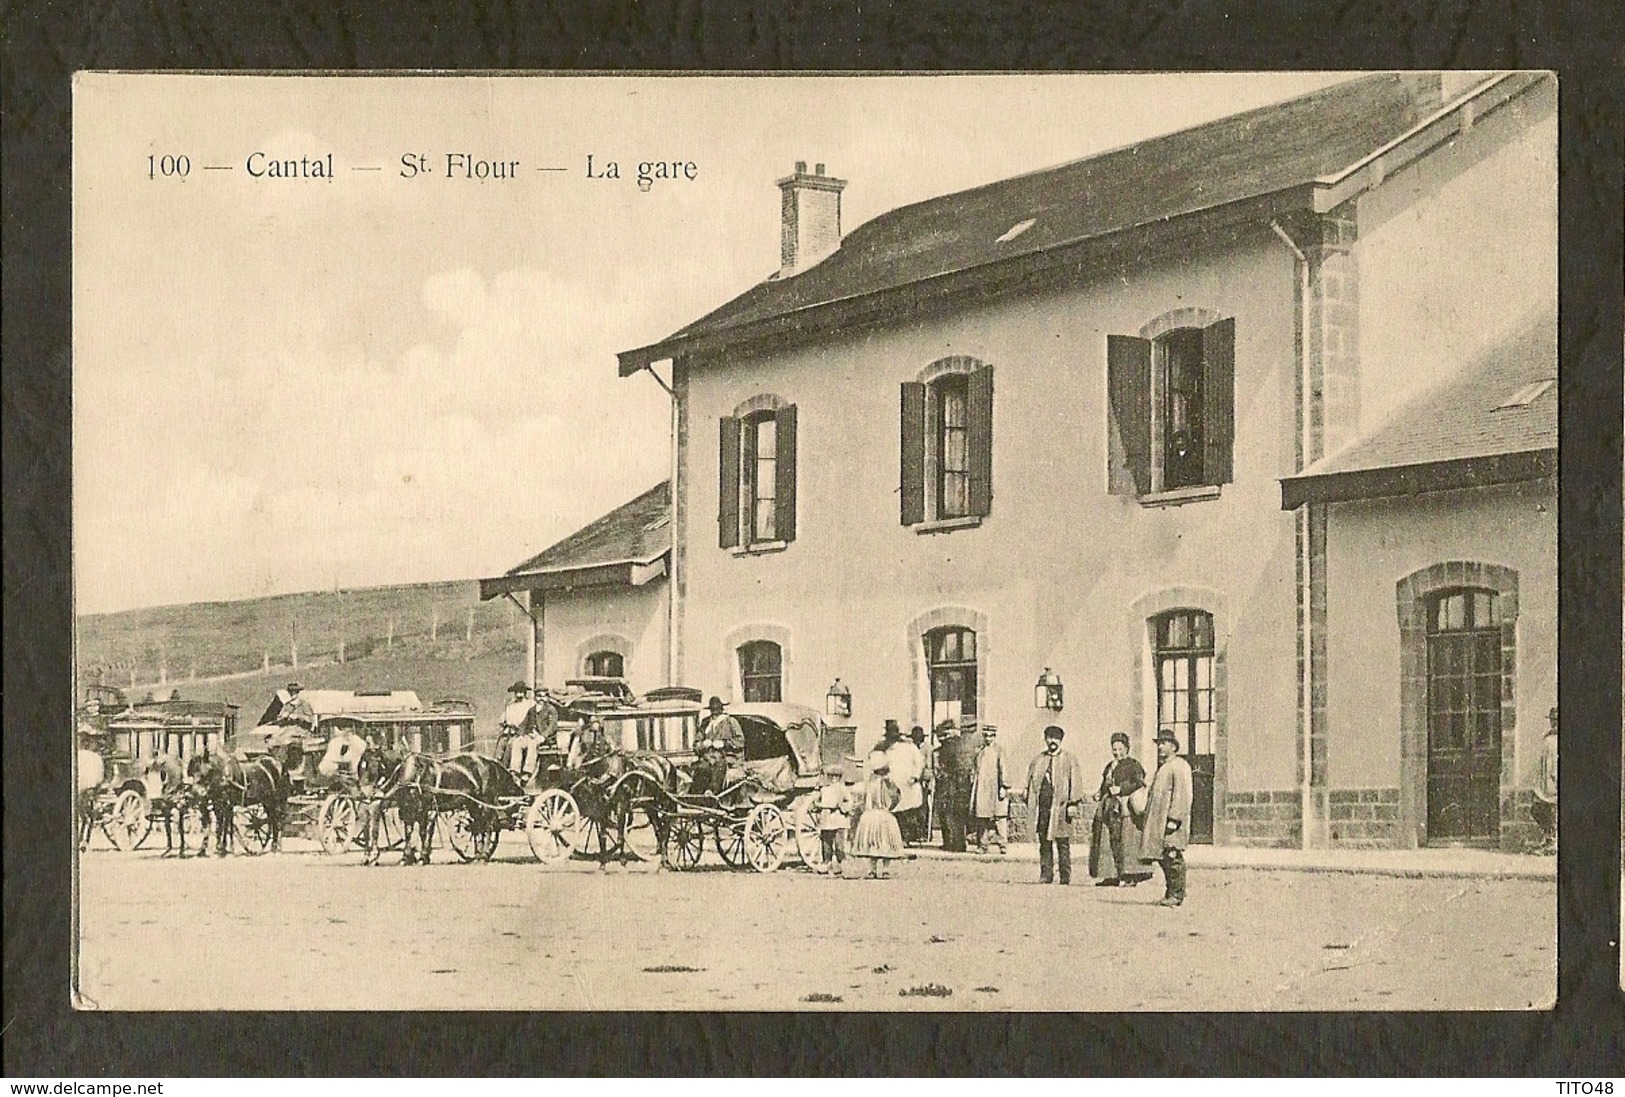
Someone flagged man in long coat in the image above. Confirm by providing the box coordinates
[1021,725,1086,884]
[883,720,925,843]
[1139,726,1194,906]
[969,724,1009,853]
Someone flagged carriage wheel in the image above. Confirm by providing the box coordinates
[714,818,747,867]
[236,804,271,854]
[743,804,789,873]
[791,793,823,868]
[662,815,704,871]
[317,794,360,855]
[106,790,147,852]
[570,816,622,861]
[611,771,663,864]
[445,809,499,862]
[525,789,581,864]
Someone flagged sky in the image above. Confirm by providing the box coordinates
[73,72,1352,615]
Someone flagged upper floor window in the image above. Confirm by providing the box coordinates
[901,360,993,528]
[584,650,624,679]
[738,640,783,703]
[1108,317,1235,497]
[719,402,797,549]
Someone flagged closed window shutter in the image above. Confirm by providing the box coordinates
[1202,318,1235,485]
[900,382,926,525]
[775,404,798,543]
[967,365,994,517]
[1107,335,1153,495]
[718,416,741,549]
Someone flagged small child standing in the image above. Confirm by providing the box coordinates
[814,764,853,875]
[850,750,906,879]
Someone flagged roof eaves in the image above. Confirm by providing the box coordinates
[1279,448,1555,509]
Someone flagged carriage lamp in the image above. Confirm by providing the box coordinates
[1034,667,1064,712]
[825,678,852,720]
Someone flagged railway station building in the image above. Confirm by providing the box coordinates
[487,72,1556,851]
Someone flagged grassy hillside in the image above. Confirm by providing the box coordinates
[76,580,530,734]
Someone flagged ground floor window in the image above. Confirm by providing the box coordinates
[584,650,624,678]
[738,640,783,703]
[925,625,978,728]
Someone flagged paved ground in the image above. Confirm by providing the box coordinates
[76,837,1555,1011]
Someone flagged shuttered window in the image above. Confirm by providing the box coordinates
[719,404,798,548]
[900,363,993,526]
[1107,318,1234,495]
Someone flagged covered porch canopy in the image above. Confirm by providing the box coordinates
[477,480,672,601]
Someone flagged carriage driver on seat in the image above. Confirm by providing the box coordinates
[268,681,316,771]
[498,680,547,784]
[694,696,746,797]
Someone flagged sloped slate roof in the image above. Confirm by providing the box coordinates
[622,73,1470,371]
[1281,314,1555,507]
[506,480,671,574]
[1314,315,1554,475]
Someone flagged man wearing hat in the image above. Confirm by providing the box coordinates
[1139,726,1194,906]
[883,719,926,844]
[694,697,745,795]
[267,681,316,770]
[278,682,316,732]
[498,681,545,783]
[1019,725,1086,884]
[1531,705,1557,853]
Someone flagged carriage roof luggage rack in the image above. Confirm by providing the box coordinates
[641,685,705,704]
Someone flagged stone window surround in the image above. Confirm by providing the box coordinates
[1394,561,1520,849]
[1128,585,1231,841]
[575,633,632,677]
[722,622,792,704]
[906,605,989,732]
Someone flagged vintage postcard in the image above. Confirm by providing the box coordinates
[72,71,1556,1011]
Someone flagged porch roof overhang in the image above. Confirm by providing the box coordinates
[478,550,669,601]
[1279,448,1555,510]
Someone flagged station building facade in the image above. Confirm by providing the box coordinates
[490,72,1556,851]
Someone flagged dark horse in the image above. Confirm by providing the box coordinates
[568,737,679,869]
[376,752,524,865]
[191,751,293,855]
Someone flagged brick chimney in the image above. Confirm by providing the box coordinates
[776,161,846,277]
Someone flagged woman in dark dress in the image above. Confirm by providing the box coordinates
[1089,732,1152,887]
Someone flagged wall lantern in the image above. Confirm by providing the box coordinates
[1034,667,1064,712]
[825,678,853,720]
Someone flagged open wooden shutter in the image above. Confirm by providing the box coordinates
[1202,317,1235,485]
[1107,335,1152,495]
[718,416,740,549]
[900,381,926,525]
[774,404,798,543]
[967,364,994,517]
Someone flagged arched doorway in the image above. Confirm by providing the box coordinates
[1424,588,1504,842]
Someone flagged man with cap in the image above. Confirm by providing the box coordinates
[1019,725,1086,884]
[1531,705,1557,853]
[277,682,316,732]
[969,724,1010,854]
[1139,726,1194,906]
[269,681,316,770]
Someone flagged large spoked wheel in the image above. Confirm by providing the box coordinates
[743,804,789,873]
[714,818,747,868]
[662,814,705,871]
[525,789,581,864]
[446,809,499,862]
[612,772,664,864]
[317,793,360,855]
[235,803,271,854]
[791,793,822,868]
[105,790,148,851]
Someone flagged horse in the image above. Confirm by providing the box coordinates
[375,751,524,865]
[145,752,208,857]
[568,740,678,869]
[192,751,292,855]
[76,748,106,852]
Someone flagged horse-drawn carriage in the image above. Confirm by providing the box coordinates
[231,688,477,855]
[75,686,239,852]
[631,702,856,873]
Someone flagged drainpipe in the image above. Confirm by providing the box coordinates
[641,359,679,688]
[1271,218,1314,852]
